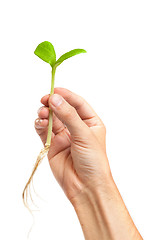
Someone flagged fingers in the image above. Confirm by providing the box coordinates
[34,118,49,145]
[41,88,104,127]
[55,88,96,120]
[35,104,71,151]
[41,94,49,107]
[49,94,89,137]
[35,117,70,158]
[37,106,66,135]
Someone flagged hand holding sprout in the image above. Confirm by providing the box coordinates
[22,42,143,240]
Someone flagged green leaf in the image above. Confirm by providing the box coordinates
[56,49,87,66]
[34,41,56,67]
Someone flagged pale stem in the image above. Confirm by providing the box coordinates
[45,66,56,146]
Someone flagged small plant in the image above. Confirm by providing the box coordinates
[22,41,86,210]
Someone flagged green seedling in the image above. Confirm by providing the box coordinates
[22,41,86,210]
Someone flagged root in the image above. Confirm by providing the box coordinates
[22,144,50,212]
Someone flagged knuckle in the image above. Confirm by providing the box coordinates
[64,106,77,119]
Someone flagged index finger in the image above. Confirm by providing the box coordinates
[41,88,104,126]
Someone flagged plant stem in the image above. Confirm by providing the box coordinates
[45,66,56,147]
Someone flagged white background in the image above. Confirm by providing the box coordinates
[0,0,160,239]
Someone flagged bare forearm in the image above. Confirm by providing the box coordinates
[72,176,143,240]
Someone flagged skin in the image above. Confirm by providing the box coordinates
[35,87,143,240]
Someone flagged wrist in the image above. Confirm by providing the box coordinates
[71,173,114,210]
[71,174,142,240]
[71,174,115,240]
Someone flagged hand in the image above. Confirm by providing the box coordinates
[35,88,143,240]
[35,87,111,203]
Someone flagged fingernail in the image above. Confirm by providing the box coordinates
[35,118,44,128]
[51,94,63,107]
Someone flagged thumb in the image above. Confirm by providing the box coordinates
[49,94,89,137]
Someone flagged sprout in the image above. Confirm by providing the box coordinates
[22,41,86,211]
